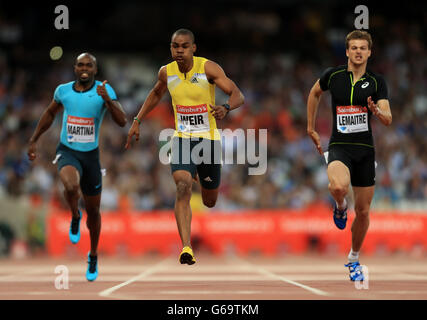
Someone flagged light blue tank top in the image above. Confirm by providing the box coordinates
[54,80,117,151]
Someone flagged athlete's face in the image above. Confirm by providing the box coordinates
[170,34,196,65]
[346,39,371,66]
[74,55,97,84]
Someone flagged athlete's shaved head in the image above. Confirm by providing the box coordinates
[75,52,97,66]
[74,52,97,84]
[170,29,196,67]
[172,29,195,44]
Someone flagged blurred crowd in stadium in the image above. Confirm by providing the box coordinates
[0,3,426,215]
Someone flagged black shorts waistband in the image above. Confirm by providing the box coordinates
[57,143,99,154]
[328,142,374,149]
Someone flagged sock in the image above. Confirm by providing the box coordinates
[348,249,359,263]
[336,198,347,211]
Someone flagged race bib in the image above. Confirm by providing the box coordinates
[336,106,368,134]
[66,115,95,143]
[176,104,210,133]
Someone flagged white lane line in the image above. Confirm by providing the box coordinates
[232,257,330,297]
[255,268,330,296]
[98,258,171,298]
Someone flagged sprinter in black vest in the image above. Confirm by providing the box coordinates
[307,30,392,281]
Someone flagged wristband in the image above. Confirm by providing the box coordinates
[222,103,231,113]
[133,117,141,124]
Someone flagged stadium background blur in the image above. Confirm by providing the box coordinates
[0,1,426,256]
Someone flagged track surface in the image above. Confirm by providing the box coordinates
[1,253,427,300]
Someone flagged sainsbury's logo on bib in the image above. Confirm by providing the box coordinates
[336,105,368,134]
[66,115,95,143]
[176,104,210,133]
[176,104,208,114]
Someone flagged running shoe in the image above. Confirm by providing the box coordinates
[69,210,82,244]
[86,253,98,281]
[179,246,196,265]
[333,202,347,230]
[344,261,364,281]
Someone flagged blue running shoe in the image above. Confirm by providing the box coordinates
[344,261,364,281]
[333,203,347,230]
[69,210,82,244]
[86,253,98,282]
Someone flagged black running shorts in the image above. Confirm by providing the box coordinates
[170,137,222,190]
[327,143,376,187]
[55,143,102,196]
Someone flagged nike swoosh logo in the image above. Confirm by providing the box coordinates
[95,183,102,189]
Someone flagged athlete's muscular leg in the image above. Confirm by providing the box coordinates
[59,166,81,220]
[201,187,218,208]
[351,186,374,252]
[173,170,194,248]
[83,194,102,256]
[327,161,350,208]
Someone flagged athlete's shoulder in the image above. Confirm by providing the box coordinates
[319,65,346,90]
[166,59,176,67]
[324,64,347,76]
[53,81,74,102]
[195,56,209,63]
[165,60,178,74]
[203,59,224,73]
[56,81,75,91]
[158,64,167,73]
[164,62,175,77]
[365,69,386,82]
[194,56,210,72]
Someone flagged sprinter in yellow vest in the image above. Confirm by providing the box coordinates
[125,29,244,265]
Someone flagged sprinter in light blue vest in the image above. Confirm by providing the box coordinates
[28,53,127,281]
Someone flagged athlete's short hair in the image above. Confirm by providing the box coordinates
[172,29,195,44]
[345,30,372,49]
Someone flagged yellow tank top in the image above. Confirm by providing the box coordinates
[166,56,220,140]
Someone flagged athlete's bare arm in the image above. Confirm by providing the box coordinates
[204,60,244,121]
[28,100,64,161]
[367,97,392,126]
[307,79,324,155]
[125,66,168,149]
[96,80,127,127]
